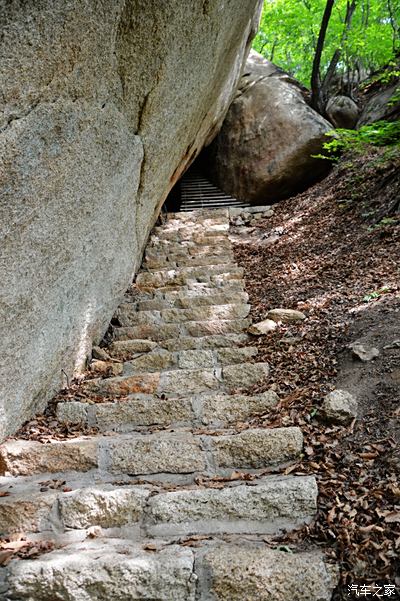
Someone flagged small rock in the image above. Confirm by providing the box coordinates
[349,341,379,362]
[90,360,123,377]
[262,210,274,218]
[248,319,277,336]
[86,525,104,539]
[92,346,110,361]
[321,390,358,425]
[266,308,306,323]
[247,205,274,214]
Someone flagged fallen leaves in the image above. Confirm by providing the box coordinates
[0,534,55,565]
[234,147,400,597]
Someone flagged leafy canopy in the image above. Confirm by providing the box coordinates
[253,0,400,88]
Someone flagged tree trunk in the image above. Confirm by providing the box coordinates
[311,0,336,112]
[314,0,358,114]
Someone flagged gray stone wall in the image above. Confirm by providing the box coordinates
[0,0,262,440]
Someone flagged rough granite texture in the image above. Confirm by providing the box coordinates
[199,545,337,600]
[0,0,262,441]
[4,540,196,601]
[205,50,332,203]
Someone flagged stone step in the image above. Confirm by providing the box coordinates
[136,290,249,311]
[149,238,231,251]
[134,278,246,297]
[114,302,250,327]
[152,223,228,238]
[112,347,258,374]
[82,362,269,397]
[55,390,278,431]
[151,230,229,244]
[145,475,317,537]
[110,317,251,342]
[2,539,337,601]
[160,333,249,351]
[106,335,251,360]
[196,544,337,601]
[0,427,303,477]
[155,216,228,230]
[0,475,317,537]
[160,282,247,301]
[136,265,243,290]
[169,208,229,219]
[147,241,232,258]
[143,253,234,269]
[3,539,196,601]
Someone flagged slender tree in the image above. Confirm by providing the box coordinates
[311,0,336,111]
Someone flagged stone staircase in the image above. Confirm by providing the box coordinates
[0,209,336,600]
[180,168,248,211]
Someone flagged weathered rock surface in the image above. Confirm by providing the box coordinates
[5,540,196,601]
[0,0,262,441]
[199,545,337,600]
[204,50,332,204]
[358,80,400,126]
[248,319,277,335]
[266,308,306,323]
[210,427,303,468]
[321,389,358,425]
[59,486,150,529]
[350,340,379,362]
[146,476,318,536]
[0,438,97,476]
[326,95,359,128]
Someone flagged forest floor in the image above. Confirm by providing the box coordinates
[232,146,400,599]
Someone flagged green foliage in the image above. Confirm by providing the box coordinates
[253,0,400,88]
[367,217,398,231]
[362,286,391,301]
[388,85,400,106]
[314,121,400,160]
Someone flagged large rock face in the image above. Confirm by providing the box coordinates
[204,51,332,204]
[358,80,400,127]
[0,0,262,441]
[326,95,359,129]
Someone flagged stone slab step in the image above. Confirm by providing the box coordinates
[135,290,249,311]
[143,254,234,269]
[114,302,250,327]
[160,333,249,351]
[196,544,337,601]
[0,427,303,477]
[169,208,229,219]
[110,318,250,343]
[1,539,337,601]
[117,347,258,374]
[0,475,317,537]
[55,390,279,431]
[136,265,243,290]
[2,539,196,601]
[145,475,317,537]
[82,362,269,397]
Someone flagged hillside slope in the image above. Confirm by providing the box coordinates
[233,145,400,596]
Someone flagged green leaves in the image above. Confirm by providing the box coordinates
[315,121,400,161]
[253,0,400,89]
